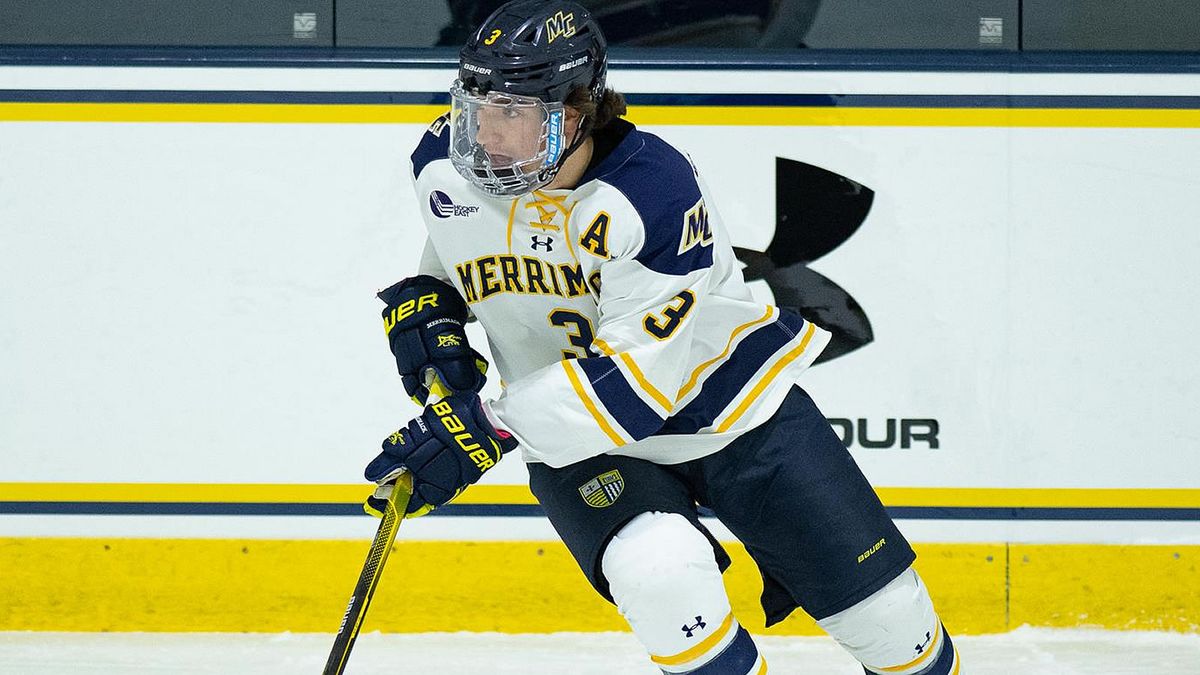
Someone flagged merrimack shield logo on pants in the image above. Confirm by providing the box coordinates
[579,470,624,508]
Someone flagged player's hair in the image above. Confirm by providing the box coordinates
[566,86,627,131]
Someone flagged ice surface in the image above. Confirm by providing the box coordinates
[1,628,1198,674]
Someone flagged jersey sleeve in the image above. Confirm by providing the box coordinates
[485,153,717,467]
[408,115,458,285]
[416,237,450,282]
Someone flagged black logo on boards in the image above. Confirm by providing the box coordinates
[734,158,875,364]
[682,616,707,638]
[531,236,554,251]
[829,418,939,450]
[737,160,946,451]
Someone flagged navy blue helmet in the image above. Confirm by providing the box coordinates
[458,0,608,106]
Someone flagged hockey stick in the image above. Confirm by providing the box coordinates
[323,373,450,674]
[321,470,413,675]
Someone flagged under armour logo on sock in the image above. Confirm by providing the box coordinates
[531,236,554,251]
[914,630,932,654]
[681,616,707,638]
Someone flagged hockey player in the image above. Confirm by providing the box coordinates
[364,2,961,673]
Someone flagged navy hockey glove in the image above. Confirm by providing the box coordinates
[378,275,488,405]
[364,393,516,517]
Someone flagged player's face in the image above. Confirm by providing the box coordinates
[448,80,576,195]
[474,103,544,167]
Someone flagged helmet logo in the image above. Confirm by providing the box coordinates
[545,110,564,166]
[462,62,493,76]
[545,11,576,43]
[558,55,588,72]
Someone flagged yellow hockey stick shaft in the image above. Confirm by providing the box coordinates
[323,370,455,673]
[322,471,413,675]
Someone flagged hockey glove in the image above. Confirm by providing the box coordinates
[364,393,516,517]
[378,275,488,405]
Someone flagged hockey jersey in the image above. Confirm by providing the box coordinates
[408,116,831,468]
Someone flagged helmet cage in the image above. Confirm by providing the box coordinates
[448,80,568,196]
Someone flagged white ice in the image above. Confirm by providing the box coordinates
[1,628,1198,674]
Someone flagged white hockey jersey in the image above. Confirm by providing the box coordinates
[409,116,831,468]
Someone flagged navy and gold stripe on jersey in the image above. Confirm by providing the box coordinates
[575,355,667,442]
[660,310,813,436]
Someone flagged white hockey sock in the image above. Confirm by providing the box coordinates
[817,567,960,674]
[601,511,764,674]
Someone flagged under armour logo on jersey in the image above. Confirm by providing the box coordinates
[682,616,707,638]
[531,235,554,251]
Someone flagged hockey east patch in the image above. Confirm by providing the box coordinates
[578,470,624,508]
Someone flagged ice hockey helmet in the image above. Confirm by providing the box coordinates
[457,0,608,107]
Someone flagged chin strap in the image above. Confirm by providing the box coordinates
[538,112,593,186]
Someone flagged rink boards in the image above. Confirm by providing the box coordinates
[1,59,1198,633]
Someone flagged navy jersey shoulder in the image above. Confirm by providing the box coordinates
[582,128,713,276]
[411,113,451,180]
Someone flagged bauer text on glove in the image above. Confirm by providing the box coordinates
[363,393,516,516]
[378,275,488,404]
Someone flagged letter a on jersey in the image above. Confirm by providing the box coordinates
[580,212,611,258]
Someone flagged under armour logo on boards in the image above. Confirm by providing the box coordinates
[681,616,707,638]
[733,158,877,365]
[531,236,554,251]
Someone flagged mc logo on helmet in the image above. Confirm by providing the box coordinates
[545,11,576,43]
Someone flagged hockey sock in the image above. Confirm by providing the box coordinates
[817,567,960,674]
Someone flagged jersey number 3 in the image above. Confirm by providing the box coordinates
[643,291,695,340]
[549,309,596,359]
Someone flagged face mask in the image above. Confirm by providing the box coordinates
[448,80,569,196]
